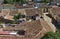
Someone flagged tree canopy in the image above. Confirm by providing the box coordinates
[4,0,13,4]
[41,0,50,3]
[4,0,27,4]
[3,0,51,4]
[41,30,60,39]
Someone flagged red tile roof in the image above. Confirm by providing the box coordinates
[51,7,60,15]
[25,8,42,16]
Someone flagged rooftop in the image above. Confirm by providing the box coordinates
[51,7,60,15]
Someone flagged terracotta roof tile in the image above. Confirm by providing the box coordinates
[25,8,42,16]
[51,7,60,15]
[1,19,53,39]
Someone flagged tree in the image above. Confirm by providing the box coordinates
[18,0,27,4]
[13,15,18,22]
[41,30,60,39]
[3,0,27,5]
[56,30,60,39]
[4,0,13,4]
[4,0,27,4]
[41,32,58,39]
[13,13,22,23]
[41,0,50,3]
[46,0,50,3]
[4,0,8,4]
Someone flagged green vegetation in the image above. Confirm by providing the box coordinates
[41,30,60,39]
[13,13,23,23]
[0,21,5,24]
[9,21,16,24]
[4,0,13,4]
[3,0,27,4]
[13,13,22,20]
[3,0,50,4]
[0,13,24,24]
[41,0,50,4]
